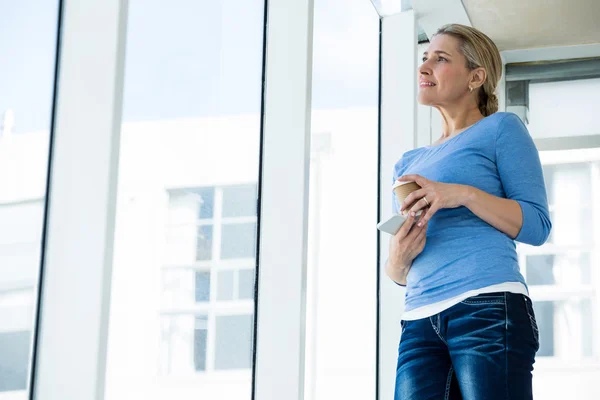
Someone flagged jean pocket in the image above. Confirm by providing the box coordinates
[522,295,540,347]
[460,292,506,305]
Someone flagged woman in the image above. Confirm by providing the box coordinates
[387,24,551,400]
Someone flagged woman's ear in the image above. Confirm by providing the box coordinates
[470,67,487,90]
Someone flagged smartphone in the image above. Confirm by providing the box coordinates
[377,212,422,235]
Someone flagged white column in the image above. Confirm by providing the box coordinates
[253,0,314,399]
[379,10,418,400]
[32,1,128,399]
[590,163,600,360]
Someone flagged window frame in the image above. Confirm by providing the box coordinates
[31,0,129,399]
[251,0,315,397]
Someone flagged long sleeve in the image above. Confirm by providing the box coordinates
[495,113,552,246]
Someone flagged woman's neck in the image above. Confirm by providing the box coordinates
[436,105,484,138]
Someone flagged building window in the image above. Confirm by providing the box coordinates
[194,272,211,302]
[214,315,253,370]
[161,184,257,374]
[0,330,31,392]
[518,156,600,361]
[193,316,208,371]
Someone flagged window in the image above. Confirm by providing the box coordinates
[0,331,30,392]
[516,76,600,367]
[305,0,380,398]
[193,316,208,371]
[214,315,253,370]
[518,158,600,361]
[195,272,210,302]
[105,1,265,398]
[161,185,256,374]
[0,3,59,397]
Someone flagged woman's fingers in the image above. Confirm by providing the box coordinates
[414,224,427,247]
[407,218,427,243]
[401,189,427,212]
[416,234,427,252]
[417,204,439,227]
[394,211,416,239]
[409,197,431,215]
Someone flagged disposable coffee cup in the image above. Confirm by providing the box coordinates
[376,180,424,234]
[392,180,422,213]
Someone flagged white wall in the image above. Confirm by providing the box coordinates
[529,78,600,139]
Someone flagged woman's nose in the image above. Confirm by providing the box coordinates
[418,60,432,75]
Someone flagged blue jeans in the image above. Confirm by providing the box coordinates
[395,292,540,400]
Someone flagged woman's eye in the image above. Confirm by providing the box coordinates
[422,57,428,62]
[438,57,447,62]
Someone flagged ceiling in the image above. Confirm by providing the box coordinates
[462,0,600,50]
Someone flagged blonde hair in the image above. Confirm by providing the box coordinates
[434,24,502,116]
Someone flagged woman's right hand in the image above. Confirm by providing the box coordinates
[385,212,428,285]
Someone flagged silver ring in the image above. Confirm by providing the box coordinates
[423,197,430,206]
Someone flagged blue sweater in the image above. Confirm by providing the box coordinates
[392,112,552,311]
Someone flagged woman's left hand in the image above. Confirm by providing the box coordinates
[398,174,471,227]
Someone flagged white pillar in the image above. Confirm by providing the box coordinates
[379,10,418,400]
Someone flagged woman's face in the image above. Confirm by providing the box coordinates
[417,34,472,108]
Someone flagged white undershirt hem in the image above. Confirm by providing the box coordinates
[401,282,529,321]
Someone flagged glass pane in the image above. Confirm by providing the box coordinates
[106,0,264,398]
[525,79,600,399]
[195,271,211,302]
[194,317,208,371]
[544,163,593,246]
[0,2,59,398]
[196,188,215,220]
[196,225,213,261]
[526,253,591,286]
[159,314,207,375]
[533,298,594,359]
[526,255,555,285]
[238,269,255,300]
[221,223,256,259]
[161,269,197,308]
[214,315,253,370]
[523,75,600,400]
[0,331,30,392]
[306,0,379,398]
[222,185,257,218]
[533,301,555,357]
[217,270,234,301]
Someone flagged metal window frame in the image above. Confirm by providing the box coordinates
[252,0,315,398]
[31,0,129,399]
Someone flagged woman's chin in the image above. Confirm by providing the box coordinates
[417,94,434,106]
